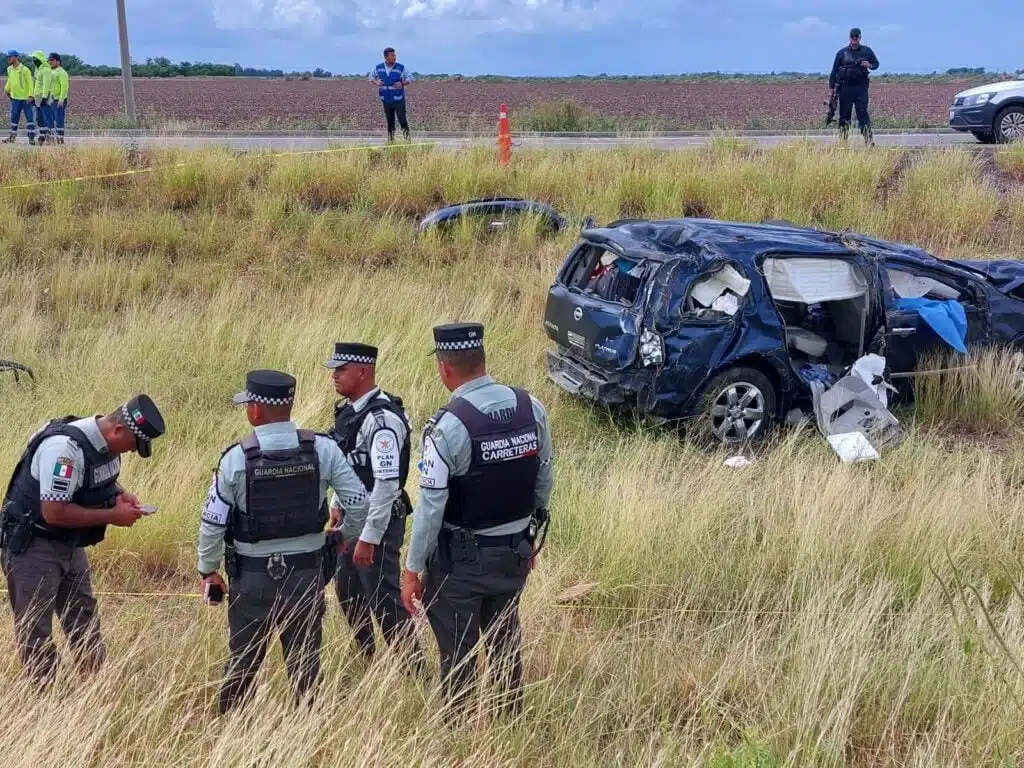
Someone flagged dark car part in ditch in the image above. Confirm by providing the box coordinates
[0,360,35,385]
[542,217,1024,445]
[418,198,587,235]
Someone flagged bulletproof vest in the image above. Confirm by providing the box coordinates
[839,48,870,85]
[3,416,119,548]
[439,387,540,530]
[231,429,327,544]
[331,391,412,493]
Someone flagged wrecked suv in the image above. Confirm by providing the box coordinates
[543,218,1024,443]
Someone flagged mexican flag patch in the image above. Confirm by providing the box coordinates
[131,407,145,424]
[53,458,74,479]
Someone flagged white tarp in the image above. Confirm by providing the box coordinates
[763,258,867,303]
[887,269,961,300]
[691,264,751,308]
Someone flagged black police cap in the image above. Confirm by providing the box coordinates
[324,342,378,369]
[850,27,861,37]
[119,394,165,459]
[429,322,485,356]
[232,370,297,406]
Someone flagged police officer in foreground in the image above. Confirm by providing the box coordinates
[401,323,554,718]
[325,342,423,666]
[1,396,166,687]
[829,27,880,146]
[197,370,369,715]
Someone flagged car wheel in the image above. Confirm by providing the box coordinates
[694,367,777,445]
[972,130,996,144]
[995,106,1024,143]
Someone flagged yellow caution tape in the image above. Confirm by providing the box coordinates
[0,140,442,192]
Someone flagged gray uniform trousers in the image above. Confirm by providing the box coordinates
[219,552,327,715]
[2,537,104,687]
[335,505,423,667]
[423,532,533,717]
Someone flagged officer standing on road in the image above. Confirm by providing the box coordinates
[324,342,423,667]
[401,323,554,719]
[829,27,880,146]
[197,370,369,715]
[1,396,166,687]
[371,47,413,142]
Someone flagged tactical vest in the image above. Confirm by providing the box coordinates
[3,416,119,548]
[331,392,412,514]
[438,388,540,530]
[376,63,406,103]
[230,429,327,544]
[838,48,870,86]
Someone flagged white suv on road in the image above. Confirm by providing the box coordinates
[949,74,1024,144]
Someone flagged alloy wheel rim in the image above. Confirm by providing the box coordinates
[710,383,766,442]
[1001,112,1024,140]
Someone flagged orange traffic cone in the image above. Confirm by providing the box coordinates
[498,103,512,166]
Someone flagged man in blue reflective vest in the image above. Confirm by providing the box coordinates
[371,47,413,142]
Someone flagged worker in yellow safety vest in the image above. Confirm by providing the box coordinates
[48,53,69,145]
[30,51,53,145]
[4,50,36,145]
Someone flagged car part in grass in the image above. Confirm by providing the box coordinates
[418,198,570,235]
[0,360,35,385]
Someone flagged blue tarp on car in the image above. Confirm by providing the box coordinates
[895,297,968,354]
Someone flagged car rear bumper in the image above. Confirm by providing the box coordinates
[948,102,998,132]
[546,348,628,406]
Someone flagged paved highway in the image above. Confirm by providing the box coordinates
[67,130,981,151]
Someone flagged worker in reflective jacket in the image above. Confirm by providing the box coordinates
[48,54,69,144]
[30,51,53,144]
[4,50,36,145]
[371,47,413,142]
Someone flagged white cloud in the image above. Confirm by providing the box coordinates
[273,0,325,25]
[877,23,902,35]
[211,0,616,35]
[782,15,837,37]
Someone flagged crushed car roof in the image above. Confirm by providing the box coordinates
[579,217,959,272]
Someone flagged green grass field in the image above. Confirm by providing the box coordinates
[1,142,1024,766]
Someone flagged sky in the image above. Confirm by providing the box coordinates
[1,0,1022,76]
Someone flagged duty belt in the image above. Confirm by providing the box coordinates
[442,527,527,548]
[237,550,323,580]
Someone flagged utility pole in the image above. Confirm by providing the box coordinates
[116,0,137,124]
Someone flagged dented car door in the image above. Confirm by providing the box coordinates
[637,259,750,415]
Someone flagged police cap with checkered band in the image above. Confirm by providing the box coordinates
[232,370,297,407]
[324,342,378,370]
[430,322,485,355]
[119,394,166,459]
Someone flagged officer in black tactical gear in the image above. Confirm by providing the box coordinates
[197,369,369,715]
[1,395,166,687]
[829,27,880,146]
[402,323,555,719]
[324,342,423,666]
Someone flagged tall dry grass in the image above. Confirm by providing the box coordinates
[1,143,1024,765]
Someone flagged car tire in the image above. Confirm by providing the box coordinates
[691,367,777,446]
[994,106,1024,143]
[972,131,996,144]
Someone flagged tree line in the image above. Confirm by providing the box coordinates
[60,55,337,79]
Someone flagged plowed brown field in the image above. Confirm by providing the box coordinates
[68,77,987,131]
